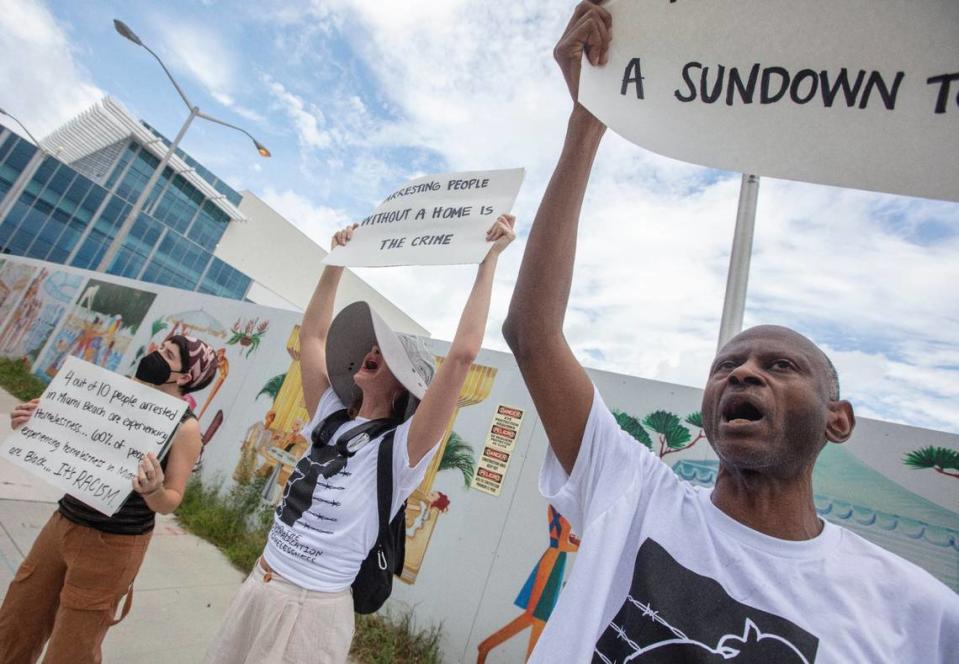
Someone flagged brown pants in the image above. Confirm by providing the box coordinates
[0,511,151,664]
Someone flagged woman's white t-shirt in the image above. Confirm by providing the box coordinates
[263,387,438,591]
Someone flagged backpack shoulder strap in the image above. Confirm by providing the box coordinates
[376,430,397,540]
[311,409,351,447]
[335,418,399,454]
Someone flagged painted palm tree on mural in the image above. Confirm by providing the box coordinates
[439,430,476,488]
[613,409,706,459]
[904,446,959,479]
[613,411,652,449]
[257,373,287,401]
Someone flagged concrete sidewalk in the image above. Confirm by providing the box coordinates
[0,390,246,663]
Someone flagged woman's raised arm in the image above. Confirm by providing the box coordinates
[406,215,516,465]
[300,224,357,419]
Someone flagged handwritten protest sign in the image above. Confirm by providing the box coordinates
[0,356,186,516]
[472,404,525,497]
[579,0,959,203]
[323,168,525,267]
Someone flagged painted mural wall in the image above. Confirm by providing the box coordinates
[0,255,305,487]
[0,255,955,664]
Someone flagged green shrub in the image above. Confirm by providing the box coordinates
[0,357,47,402]
[175,475,273,572]
[351,610,443,664]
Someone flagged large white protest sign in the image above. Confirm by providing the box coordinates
[323,168,525,267]
[579,0,959,203]
[0,356,186,516]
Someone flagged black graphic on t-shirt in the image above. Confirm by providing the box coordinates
[593,539,819,663]
[276,445,346,526]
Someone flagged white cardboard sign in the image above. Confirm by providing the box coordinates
[0,356,186,516]
[323,168,526,267]
[579,0,959,202]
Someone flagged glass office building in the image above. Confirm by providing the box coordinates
[0,99,253,300]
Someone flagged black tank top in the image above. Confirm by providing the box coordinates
[58,410,196,535]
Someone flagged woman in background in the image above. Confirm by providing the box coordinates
[0,335,218,664]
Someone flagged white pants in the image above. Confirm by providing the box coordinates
[204,562,354,664]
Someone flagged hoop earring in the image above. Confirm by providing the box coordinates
[390,392,400,417]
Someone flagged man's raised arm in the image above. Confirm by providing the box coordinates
[503,1,611,475]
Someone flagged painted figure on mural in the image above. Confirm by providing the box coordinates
[0,268,47,351]
[193,347,229,415]
[97,317,123,367]
[406,490,451,538]
[47,313,122,375]
[254,417,306,479]
[42,320,97,377]
[0,269,84,362]
[37,279,157,379]
[477,505,579,663]
[280,418,306,453]
[0,264,38,325]
[71,315,102,361]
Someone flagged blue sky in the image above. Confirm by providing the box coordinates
[35,0,449,213]
[2,0,958,434]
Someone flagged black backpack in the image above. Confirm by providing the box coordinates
[352,429,407,614]
[301,410,406,614]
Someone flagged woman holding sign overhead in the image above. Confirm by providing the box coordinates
[204,215,516,664]
[0,335,218,664]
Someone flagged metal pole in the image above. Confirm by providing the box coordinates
[0,108,44,147]
[717,173,760,351]
[96,106,198,272]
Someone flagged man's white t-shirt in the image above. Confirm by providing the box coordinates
[532,385,959,663]
[263,387,437,591]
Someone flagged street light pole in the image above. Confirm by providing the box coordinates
[96,19,269,273]
[0,107,44,147]
[717,173,760,351]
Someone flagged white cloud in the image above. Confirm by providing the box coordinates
[258,186,349,246]
[263,75,331,150]
[210,91,235,107]
[229,104,265,123]
[152,19,237,105]
[0,0,103,137]
[147,16,267,129]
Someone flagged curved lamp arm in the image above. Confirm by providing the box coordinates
[141,42,195,110]
[113,19,193,110]
[0,108,44,148]
[197,110,271,157]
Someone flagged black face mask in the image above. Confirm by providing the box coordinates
[136,351,177,386]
